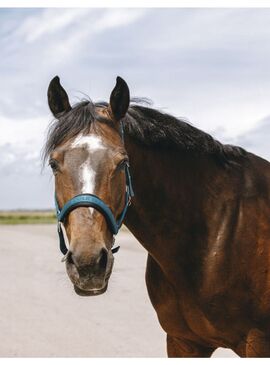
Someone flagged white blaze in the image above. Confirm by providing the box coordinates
[71,134,106,214]
[80,160,95,194]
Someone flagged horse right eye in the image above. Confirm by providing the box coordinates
[49,159,58,172]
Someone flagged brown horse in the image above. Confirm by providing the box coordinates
[44,75,270,357]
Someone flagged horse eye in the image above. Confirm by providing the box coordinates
[49,159,58,172]
[117,159,128,171]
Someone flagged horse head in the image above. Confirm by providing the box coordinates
[46,76,131,296]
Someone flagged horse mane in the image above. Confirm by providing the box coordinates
[43,100,102,163]
[43,99,247,164]
[125,105,246,163]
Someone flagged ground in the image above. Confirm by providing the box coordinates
[0,225,236,357]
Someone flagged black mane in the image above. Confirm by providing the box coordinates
[43,100,246,163]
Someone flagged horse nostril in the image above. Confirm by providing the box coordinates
[67,248,108,270]
[98,248,108,270]
[67,251,75,265]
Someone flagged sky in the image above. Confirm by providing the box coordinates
[1,8,270,209]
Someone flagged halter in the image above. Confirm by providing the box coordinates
[54,122,134,255]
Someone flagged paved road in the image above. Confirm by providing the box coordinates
[0,225,237,357]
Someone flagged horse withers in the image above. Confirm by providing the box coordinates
[45,76,270,357]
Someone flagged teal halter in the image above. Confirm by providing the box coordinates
[54,122,134,255]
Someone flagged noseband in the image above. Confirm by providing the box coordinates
[54,122,134,255]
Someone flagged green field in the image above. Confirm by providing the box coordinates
[0,211,56,224]
[0,211,130,230]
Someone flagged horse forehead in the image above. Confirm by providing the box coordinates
[71,134,107,153]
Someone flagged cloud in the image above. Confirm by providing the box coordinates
[213,116,270,162]
[15,9,88,43]
[1,8,270,209]
[0,138,53,210]
[0,114,47,149]
[14,8,144,45]
[0,8,147,209]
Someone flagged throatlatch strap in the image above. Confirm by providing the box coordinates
[58,223,68,255]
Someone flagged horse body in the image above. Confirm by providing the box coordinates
[45,76,270,357]
[124,137,270,356]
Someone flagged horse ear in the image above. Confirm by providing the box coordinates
[47,76,71,117]
[109,76,130,121]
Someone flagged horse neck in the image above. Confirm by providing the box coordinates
[124,136,215,262]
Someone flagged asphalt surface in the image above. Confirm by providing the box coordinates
[0,225,237,357]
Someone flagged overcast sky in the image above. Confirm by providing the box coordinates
[1,8,270,209]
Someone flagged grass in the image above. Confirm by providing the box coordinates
[0,210,56,224]
[0,211,130,230]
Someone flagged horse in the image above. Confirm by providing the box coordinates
[44,75,270,357]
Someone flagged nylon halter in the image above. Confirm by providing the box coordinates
[54,122,134,255]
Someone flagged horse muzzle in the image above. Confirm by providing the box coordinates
[65,249,114,296]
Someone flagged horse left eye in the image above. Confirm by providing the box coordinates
[117,159,128,171]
